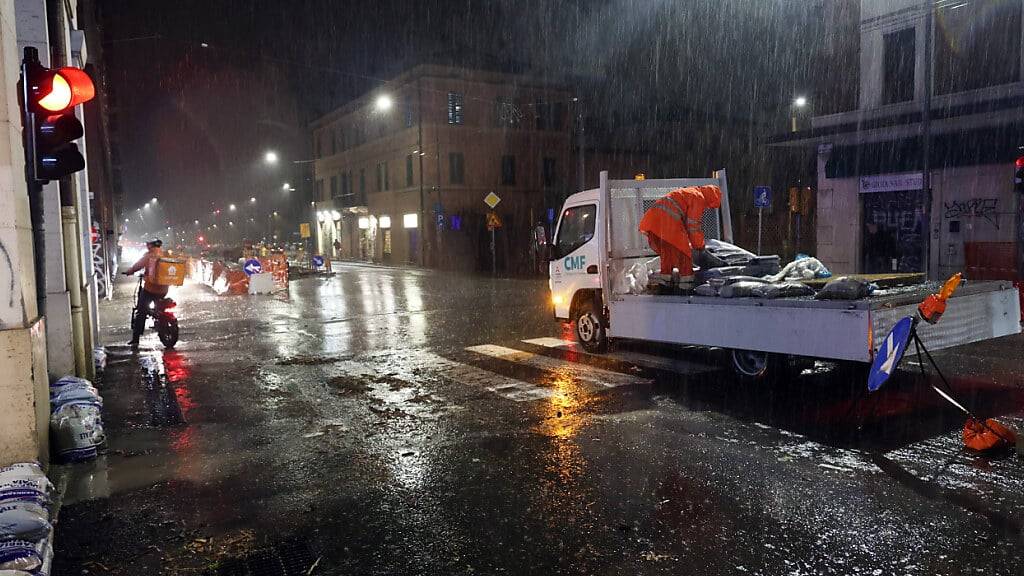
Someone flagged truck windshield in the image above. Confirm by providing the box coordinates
[554,204,595,259]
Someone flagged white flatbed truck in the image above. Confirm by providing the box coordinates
[548,171,1022,378]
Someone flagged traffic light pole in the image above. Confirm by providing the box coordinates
[20,47,46,316]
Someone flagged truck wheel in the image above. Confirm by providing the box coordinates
[730,349,783,381]
[575,300,608,353]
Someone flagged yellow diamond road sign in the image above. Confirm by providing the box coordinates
[484,191,501,209]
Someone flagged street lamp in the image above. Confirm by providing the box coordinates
[264,151,278,165]
[375,94,393,112]
[229,204,236,211]
[151,197,158,204]
[282,182,291,191]
[250,197,256,203]
[791,96,808,132]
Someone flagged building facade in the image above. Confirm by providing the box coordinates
[774,0,1024,280]
[311,65,573,273]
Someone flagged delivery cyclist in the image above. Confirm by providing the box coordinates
[639,185,722,281]
[122,238,169,348]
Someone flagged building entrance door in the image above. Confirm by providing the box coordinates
[862,190,925,273]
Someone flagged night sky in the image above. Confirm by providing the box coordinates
[99,0,826,229]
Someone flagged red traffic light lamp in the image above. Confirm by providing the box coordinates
[1015,155,1024,194]
[19,47,95,183]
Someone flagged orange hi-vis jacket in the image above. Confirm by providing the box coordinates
[639,185,722,254]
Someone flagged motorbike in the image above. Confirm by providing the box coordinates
[130,276,179,348]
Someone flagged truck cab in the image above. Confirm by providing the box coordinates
[549,188,606,351]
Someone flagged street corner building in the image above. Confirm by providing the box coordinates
[772,0,1024,285]
[1,0,117,466]
[310,64,574,273]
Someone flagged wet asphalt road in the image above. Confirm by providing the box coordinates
[52,262,1024,575]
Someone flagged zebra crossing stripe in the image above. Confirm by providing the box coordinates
[465,344,650,389]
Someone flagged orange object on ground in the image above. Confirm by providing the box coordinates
[918,272,962,324]
[639,185,722,275]
[963,418,1016,452]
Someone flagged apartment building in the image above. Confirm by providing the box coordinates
[310,64,573,272]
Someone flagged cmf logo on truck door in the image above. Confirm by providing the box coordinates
[563,255,586,271]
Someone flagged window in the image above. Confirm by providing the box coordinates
[383,161,389,190]
[404,109,415,128]
[936,1,1021,95]
[543,157,558,187]
[882,28,915,104]
[406,154,414,187]
[330,175,339,199]
[494,97,521,128]
[553,204,595,259]
[501,155,516,185]
[376,162,383,191]
[447,92,464,124]
[347,172,355,200]
[315,133,323,158]
[536,101,566,130]
[315,179,324,201]
[340,171,349,197]
[359,168,366,195]
[449,152,465,184]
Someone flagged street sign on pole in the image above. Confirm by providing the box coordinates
[312,255,324,268]
[299,223,311,238]
[484,191,501,209]
[867,316,914,392]
[243,258,262,276]
[753,186,771,254]
[753,186,771,208]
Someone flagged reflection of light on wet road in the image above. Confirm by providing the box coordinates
[402,274,426,346]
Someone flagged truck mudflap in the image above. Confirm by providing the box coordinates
[869,282,1021,358]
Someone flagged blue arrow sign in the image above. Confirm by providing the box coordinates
[243,258,262,276]
[753,186,771,208]
[867,316,914,392]
[312,255,324,268]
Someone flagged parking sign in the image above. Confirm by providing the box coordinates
[753,186,771,208]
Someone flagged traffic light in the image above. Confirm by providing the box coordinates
[1015,156,1024,194]
[19,47,95,183]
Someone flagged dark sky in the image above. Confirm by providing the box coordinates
[99,0,827,230]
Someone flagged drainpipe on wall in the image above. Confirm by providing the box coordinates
[61,206,88,376]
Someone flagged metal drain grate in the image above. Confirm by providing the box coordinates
[206,538,318,576]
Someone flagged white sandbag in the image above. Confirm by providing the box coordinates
[0,502,50,542]
[0,534,47,572]
[0,466,52,507]
[49,386,102,411]
[50,403,105,462]
[622,257,659,295]
[93,347,107,371]
[767,255,831,283]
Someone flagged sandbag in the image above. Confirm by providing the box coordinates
[693,283,718,297]
[815,276,875,300]
[704,239,755,266]
[0,502,50,542]
[0,533,48,572]
[718,281,766,298]
[963,418,1016,452]
[756,282,815,299]
[768,255,831,282]
[50,403,105,462]
[93,347,107,372]
[0,466,52,507]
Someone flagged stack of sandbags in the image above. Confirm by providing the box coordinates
[48,376,105,463]
[0,463,54,575]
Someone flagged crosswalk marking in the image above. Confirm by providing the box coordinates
[395,349,556,402]
[466,344,650,389]
[521,338,719,375]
